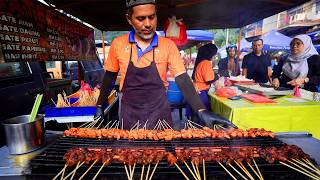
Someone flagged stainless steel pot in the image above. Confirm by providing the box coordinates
[2,115,45,154]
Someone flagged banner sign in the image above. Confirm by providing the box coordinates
[0,0,98,63]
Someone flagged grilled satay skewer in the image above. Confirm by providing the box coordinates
[202,159,206,180]
[62,161,85,180]
[140,164,145,180]
[52,164,67,180]
[174,163,190,180]
[280,161,320,180]
[78,159,98,180]
[92,162,106,180]
[229,163,248,180]
[148,161,159,180]
[218,162,237,180]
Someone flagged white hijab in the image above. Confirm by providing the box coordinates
[282,34,318,79]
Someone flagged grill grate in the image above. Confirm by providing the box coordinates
[28,136,310,179]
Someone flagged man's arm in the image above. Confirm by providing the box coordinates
[241,55,248,77]
[242,68,247,77]
[95,40,120,120]
[96,71,118,106]
[267,67,272,78]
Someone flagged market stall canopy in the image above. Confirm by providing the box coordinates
[158,30,214,41]
[45,0,309,30]
[261,30,292,50]
[158,30,214,49]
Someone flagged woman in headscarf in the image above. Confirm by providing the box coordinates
[272,34,320,92]
[218,45,241,77]
[186,43,217,118]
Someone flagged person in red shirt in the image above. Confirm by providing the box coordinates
[94,0,235,129]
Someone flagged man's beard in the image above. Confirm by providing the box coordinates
[134,28,155,41]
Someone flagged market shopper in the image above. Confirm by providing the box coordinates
[94,0,235,129]
[242,39,272,83]
[272,35,320,92]
[218,45,240,77]
[185,43,217,119]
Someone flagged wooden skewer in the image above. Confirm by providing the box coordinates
[191,162,200,180]
[229,163,248,180]
[174,163,190,180]
[252,158,263,180]
[247,162,261,180]
[103,120,112,129]
[161,120,169,129]
[79,121,91,128]
[162,120,173,130]
[153,120,160,130]
[292,159,320,175]
[148,161,159,180]
[184,161,199,180]
[53,164,67,180]
[143,120,149,130]
[203,159,206,180]
[239,161,255,180]
[124,165,131,180]
[140,164,145,180]
[234,161,253,180]
[96,119,104,129]
[145,164,151,180]
[60,165,67,180]
[280,161,319,180]
[195,163,201,180]
[131,163,136,180]
[159,121,165,130]
[129,164,132,179]
[109,120,118,129]
[78,159,98,180]
[92,162,106,180]
[188,120,204,128]
[302,159,320,175]
[218,162,237,180]
[62,161,84,180]
[287,159,319,179]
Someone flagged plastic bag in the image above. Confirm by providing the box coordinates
[215,87,237,98]
[214,77,225,89]
[164,16,188,46]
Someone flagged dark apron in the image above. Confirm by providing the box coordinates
[120,45,172,129]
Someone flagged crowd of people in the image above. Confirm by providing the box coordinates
[192,35,320,94]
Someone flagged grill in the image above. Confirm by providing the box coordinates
[28,136,312,180]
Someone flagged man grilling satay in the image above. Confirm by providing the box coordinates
[95,0,236,129]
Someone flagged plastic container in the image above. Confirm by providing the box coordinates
[167,79,184,104]
[2,115,45,154]
[44,98,96,117]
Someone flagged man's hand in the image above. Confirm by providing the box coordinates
[94,105,104,121]
[197,109,237,128]
[272,78,280,88]
[287,78,305,86]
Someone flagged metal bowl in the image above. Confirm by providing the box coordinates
[2,115,45,154]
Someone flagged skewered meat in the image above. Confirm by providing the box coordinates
[63,145,312,168]
[64,127,275,140]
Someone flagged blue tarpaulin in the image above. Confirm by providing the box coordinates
[261,30,292,50]
[158,30,214,41]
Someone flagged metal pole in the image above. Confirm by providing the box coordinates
[101,30,106,65]
[226,28,229,46]
[237,27,243,57]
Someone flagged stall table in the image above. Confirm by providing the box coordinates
[209,92,320,139]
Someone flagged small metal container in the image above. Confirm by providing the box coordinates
[2,115,45,154]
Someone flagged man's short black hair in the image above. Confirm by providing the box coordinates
[252,38,263,45]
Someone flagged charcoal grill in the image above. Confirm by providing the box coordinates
[28,136,312,179]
